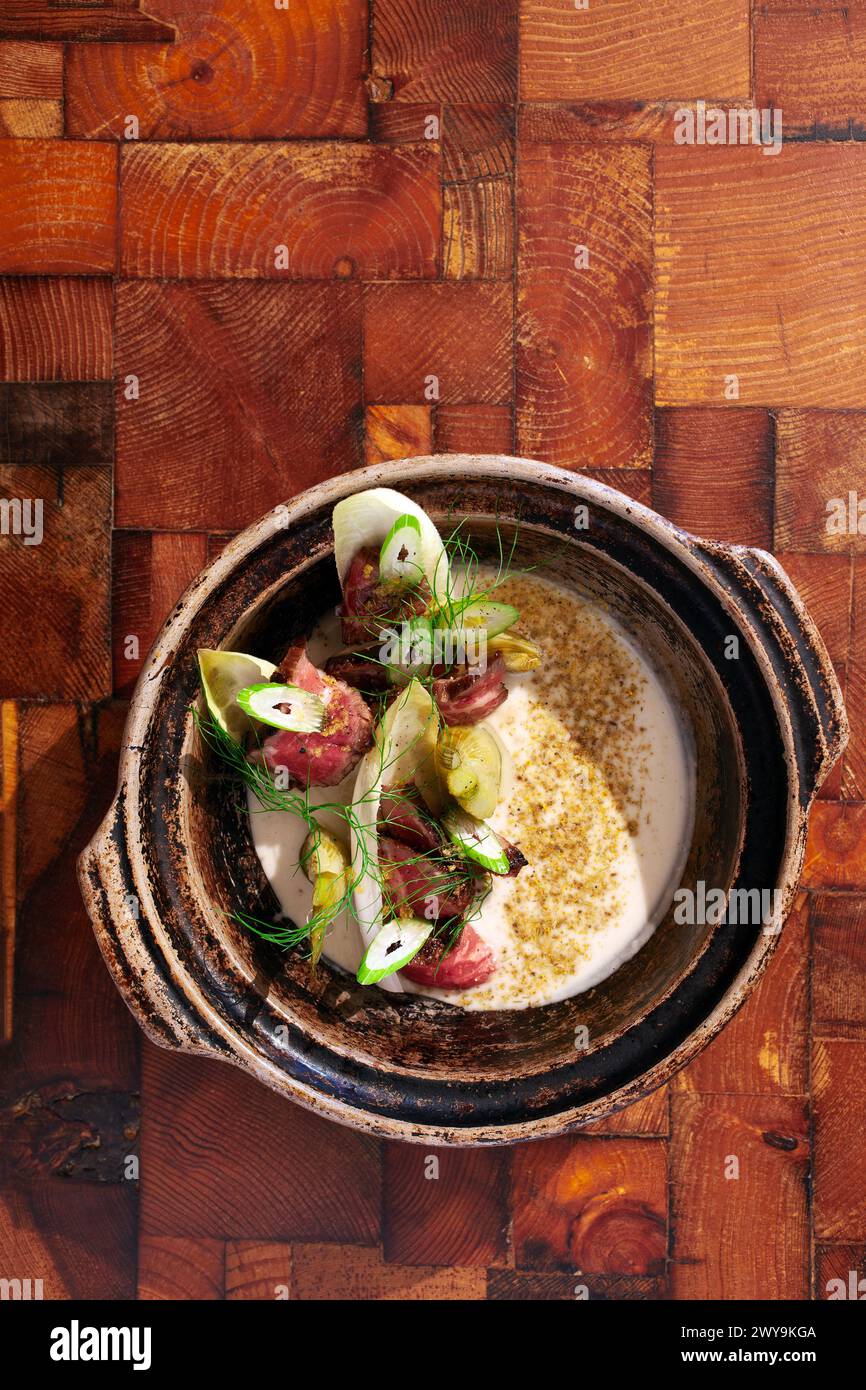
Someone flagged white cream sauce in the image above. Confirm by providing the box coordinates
[247,570,695,1011]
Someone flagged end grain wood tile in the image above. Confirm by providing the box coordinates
[487,1269,667,1300]
[434,403,512,454]
[369,103,440,145]
[844,558,866,799]
[813,1039,866,1241]
[115,281,363,530]
[653,407,773,547]
[755,3,866,138]
[775,410,866,555]
[671,1094,809,1299]
[112,532,208,696]
[66,0,367,141]
[0,139,116,275]
[120,142,440,281]
[512,1137,667,1275]
[443,105,514,182]
[675,893,809,1096]
[0,1182,136,1299]
[815,1244,866,1301]
[812,893,866,1040]
[0,40,63,98]
[382,1145,509,1268]
[656,146,866,408]
[10,701,138,1089]
[0,3,175,42]
[372,0,518,104]
[0,278,112,381]
[292,1242,487,1300]
[226,1241,292,1300]
[803,802,866,890]
[364,282,512,404]
[138,1236,225,1301]
[520,0,751,103]
[364,405,432,464]
[520,100,729,147]
[0,384,112,700]
[0,699,16,1043]
[140,1045,381,1243]
[443,178,513,280]
[516,141,652,469]
[0,99,61,137]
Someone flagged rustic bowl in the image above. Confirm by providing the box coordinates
[78,456,847,1144]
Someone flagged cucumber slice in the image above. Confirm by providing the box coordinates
[379,512,423,585]
[235,682,326,734]
[198,648,277,742]
[442,808,509,875]
[356,916,433,985]
[452,599,519,638]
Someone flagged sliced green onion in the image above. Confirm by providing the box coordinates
[379,512,423,585]
[453,599,519,638]
[442,808,510,875]
[235,682,326,733]
[356,915,433,985]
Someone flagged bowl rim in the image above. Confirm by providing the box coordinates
[80,454,847,1143]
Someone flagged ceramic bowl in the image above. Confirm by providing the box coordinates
[79,456,847,1143]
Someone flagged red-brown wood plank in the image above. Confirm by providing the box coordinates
[803,803,866,890]
[0,278,112,380]
[0,699,16,1042]
[0,40,63,98]
[364,404,432,464]
[675,893,809,1096]
[112,532,208,696]
[656,147,866,408]
[520,0,751,103]
[0,1182,137,1299]
[0,98,61,137]
[516,140,652,469]
[364,282,512,404]
[755,2,866,138]
[845,558,866,800]
[372,0,518,104]
[226,1241,292,1300]
[0,140,116,274]
[812,893,866,1041]
[140,1044,382,1243]
[292,1242,487,1300]
[0,2,174,42]
[670,1094,810,1298]
[653,407,774,547]
[115,281,363,530]
[512,1137,667,1274]
[0,383,112,700]
[581,1086,669,1137]
[138,1236,224,1300]
[434,403,513,455]
[120,142,441,280]
[813,1039,866,1241]
[775,410,866,556]
[66,0,367,140]
[382,1145,510,1267]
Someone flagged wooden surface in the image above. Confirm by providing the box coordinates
[0,0,864,1302]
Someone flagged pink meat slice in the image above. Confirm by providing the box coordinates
[401,923,496,989]
[433,656,508,725]
[259,642,373,786]
[338,547,430,646]
[378,834,474,920]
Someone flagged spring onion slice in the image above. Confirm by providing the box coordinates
[357,916,434,985]
[442,808,510,875]
[379,511,423,585]
[235,682,326,734]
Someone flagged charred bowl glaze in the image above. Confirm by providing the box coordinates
[79,457,847,1144]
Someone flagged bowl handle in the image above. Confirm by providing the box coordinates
[78,788,225,1057]
[689,540,848,804]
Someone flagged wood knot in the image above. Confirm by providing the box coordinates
[365,73,394,103]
